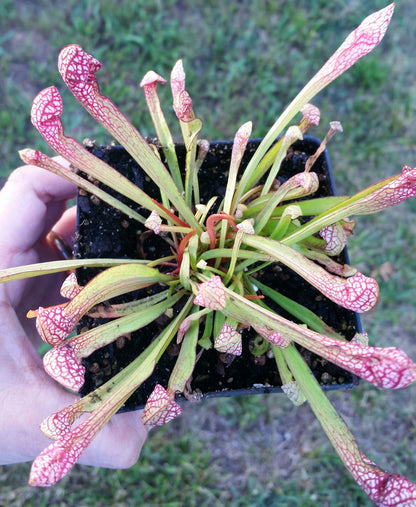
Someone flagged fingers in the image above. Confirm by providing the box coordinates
[0,161,77,307]
[0,163,76,259]
[51,206,77,250]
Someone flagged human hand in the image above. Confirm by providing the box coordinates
[0,160,147,466]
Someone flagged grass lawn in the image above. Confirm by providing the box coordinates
[0,1,415,505]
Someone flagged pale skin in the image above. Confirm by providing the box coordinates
[0,159,147,466]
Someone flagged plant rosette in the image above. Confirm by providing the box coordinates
[75,137,361,409]
[2,3,416,504]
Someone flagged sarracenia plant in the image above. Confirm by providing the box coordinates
[1,3,416,503]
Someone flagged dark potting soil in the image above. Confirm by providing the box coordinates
[75,137,360,411]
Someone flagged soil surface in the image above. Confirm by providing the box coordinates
[75,137,359,410]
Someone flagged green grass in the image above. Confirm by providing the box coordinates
[1,0,415,505]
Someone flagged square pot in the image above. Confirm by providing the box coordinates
[75,136,362,411]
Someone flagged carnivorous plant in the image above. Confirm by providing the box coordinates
[1,3,416,504]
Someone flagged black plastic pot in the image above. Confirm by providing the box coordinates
[75,136,362,411]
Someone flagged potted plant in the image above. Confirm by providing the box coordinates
[75,134,361,410]
[1,3,416,504]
